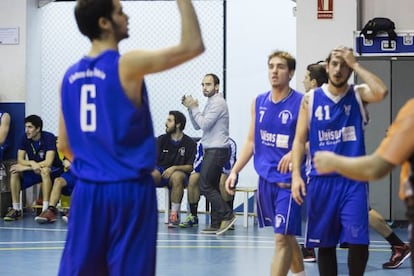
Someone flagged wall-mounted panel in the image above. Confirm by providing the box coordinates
[355,58,391,219]
[356,56,414,220]
[40,1,225,137]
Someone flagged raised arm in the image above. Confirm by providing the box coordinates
[190,99,226,131]
[340,47,388,103]
[120,0,204,95]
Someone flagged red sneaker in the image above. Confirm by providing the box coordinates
[301,244,316,262]
[168,211,179,228]
[382,244,411,269]
[34,207,57,224]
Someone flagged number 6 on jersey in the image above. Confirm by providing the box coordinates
[80,84,97,132]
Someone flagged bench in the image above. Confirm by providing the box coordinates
[157,186,258,228]
[203,186,258,228]
[156,186,170,224]
[235,186,257,228]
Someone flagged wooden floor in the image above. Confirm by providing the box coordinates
[0,211,412,275]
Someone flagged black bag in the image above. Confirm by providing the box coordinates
[360,17,397,49]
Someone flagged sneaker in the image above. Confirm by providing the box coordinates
[179,214,199,228]
[382,244,411,269]
[300,244,316,262]
[168,211,179,228]
[34,207,57,224]
[216,215,237,235]
[3,208,22,221]
[62,210,69,224]
[200,227,218,234]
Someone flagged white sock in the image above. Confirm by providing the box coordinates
[12,203,21,211]
[292,271,306,276]
[42,201,49,211]
[171,203,181,213]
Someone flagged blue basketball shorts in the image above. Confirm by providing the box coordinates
[154,166,189,188]
[256,177,301,236]
[58,174,158,276]
[21,167,63,189]
[59,170,77,196]
[305,175,369,248]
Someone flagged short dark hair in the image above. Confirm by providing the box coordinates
[75,0,114,41]
[169,110,186,131]
[307,62,328,87]
[204,73,220,86]
[25,115,43,131]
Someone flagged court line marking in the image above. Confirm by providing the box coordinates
[0,245,394,252]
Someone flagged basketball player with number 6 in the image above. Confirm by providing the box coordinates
[57,0,204,275]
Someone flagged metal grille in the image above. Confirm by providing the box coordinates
[40,0,225,212]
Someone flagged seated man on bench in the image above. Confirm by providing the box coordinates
[151,111,196,228]
[4,115,63,221]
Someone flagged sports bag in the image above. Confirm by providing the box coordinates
[360,17,397,47]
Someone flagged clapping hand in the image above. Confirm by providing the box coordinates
[181,95,198,108]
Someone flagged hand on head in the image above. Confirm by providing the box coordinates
[332,46,357,69]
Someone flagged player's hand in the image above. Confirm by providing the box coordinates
[332,46,357,69]
[10,164,20,174]
[225,172,237,195]
[278,151,292,174]
[291,175,306,205]
[313,151,337,174]
[29,162,42,174]
[181,95,191,108]
[62,159,71,169]
[181,95,198,108]
[161,166,175,179]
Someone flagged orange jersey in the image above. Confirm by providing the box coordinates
[376,99,414,200]
[400,161,411,200]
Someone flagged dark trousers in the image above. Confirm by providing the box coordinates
[199,147,231,227]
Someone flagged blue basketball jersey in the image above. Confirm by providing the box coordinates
[193,137,237,175]
[253,90,304,183]
[20,131,63,169]
[61,50,156,182]
[222,137,237,175]
[193,141,204,173]
[308,84,368,177]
